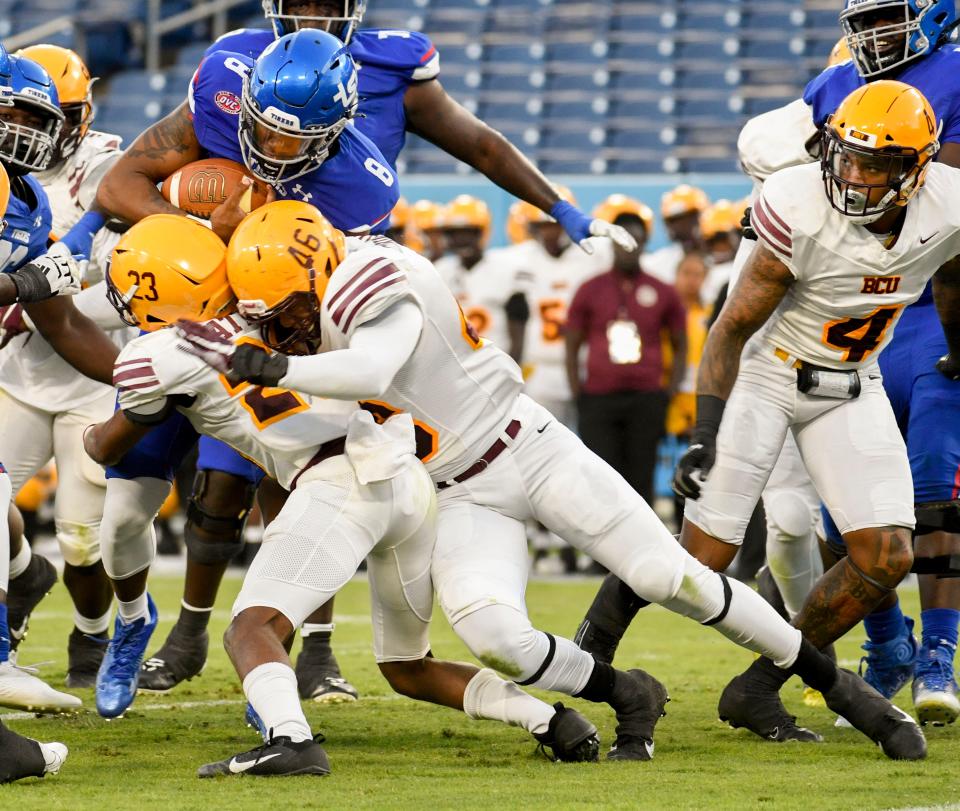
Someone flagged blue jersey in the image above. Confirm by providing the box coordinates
[203,27,440,168]
[804,44,960,144]
[1,174,52,272]
[189,50,398,233]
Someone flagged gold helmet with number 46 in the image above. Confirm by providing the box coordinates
[107,215,235,331]
[822,80,940,223]
[227,200,346,352]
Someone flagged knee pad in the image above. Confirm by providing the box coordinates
[56,520,101,567]
[765,490,815,541]
[100,478,169,580]
[452,604,548,683]
[184,470,257,565]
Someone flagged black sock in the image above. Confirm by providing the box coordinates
[744,655,793,691]
[788,639,838,693]
[303,630,333,647]
[177,603,212,634]
[574,661,617,703]
[584,575,650,639]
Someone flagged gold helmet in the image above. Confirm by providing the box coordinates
[822,80,940,222]
[516,184,577,226]
[661,184,709,219]
[592,194,654,239]
[107,216,234,331]
[227,200,346,352]
[443,194,491,244]
[699,199,741,240]
[389,196,410,231]
[409,199,444,232]
[505,201,529,244]
[17,45,94,162]
[826,36,852,68]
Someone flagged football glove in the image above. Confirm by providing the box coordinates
[936,353,960,381]
[740,206,758,241]
[672,394,726,500]
[10,242,82,303]
[550,200,638,255]
[175,320,288,387]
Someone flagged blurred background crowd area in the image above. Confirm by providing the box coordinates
[6,0,845,574]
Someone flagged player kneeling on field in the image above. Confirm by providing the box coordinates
[84,213,600,776]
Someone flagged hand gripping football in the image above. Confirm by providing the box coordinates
[161,158,269,219]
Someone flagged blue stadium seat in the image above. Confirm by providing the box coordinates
[539,156,596,173]
[607,125,667,150]
[539,126,603,151]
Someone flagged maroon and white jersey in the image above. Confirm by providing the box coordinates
[749,162,960,369]
[320,237,524,481]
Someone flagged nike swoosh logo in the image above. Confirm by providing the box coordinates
[228,752,283,774]
[536,422,551,433]
[920,232,939,244]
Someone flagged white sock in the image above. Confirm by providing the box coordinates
[767,530,823,619]
[243,661,312,743]
[75,608,112,636]
[117,592,149,625]
[9,541,31,580]
[301,622,334,638]
[462,668,554,735]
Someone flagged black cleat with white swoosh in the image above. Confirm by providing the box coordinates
[197,735,330,778]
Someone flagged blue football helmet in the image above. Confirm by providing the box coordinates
[262,0,366,44]
[0,55,64,174]
[840,0,958,77]
[0,44,13,107]
[239,30,359,184]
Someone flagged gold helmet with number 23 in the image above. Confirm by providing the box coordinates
[822,80,940,224]
[227,199,346,352]
[107,215,235,331]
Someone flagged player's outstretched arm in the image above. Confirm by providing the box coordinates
[933,255,960,380]
[25,296,119,385]
[697,242,793,401]
[84,410,152,467]
[96,102,202,224]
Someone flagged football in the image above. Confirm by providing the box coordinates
[160,158,269,219]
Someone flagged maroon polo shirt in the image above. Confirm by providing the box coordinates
[567,268,686,395]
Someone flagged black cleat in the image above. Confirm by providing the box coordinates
[0,720,67,783]
[756,565,789,621]
[7,554,57,651]
[139,624,208,693]
[718,671,822,743]
[534,702,600,762]
[823,668,926,760]
[66,628,108,689]
[607,669,669,761]
[197,735,330,778]
[295,636,359,704]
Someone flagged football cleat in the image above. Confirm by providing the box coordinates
[66,628,108,689]
[197,734,330,778]
[606,668,670,761]
[245,702,268,740]
[912,638,960,726]
[823,668,926,760]
[0,661,82,712]
[95,595,158,718]
[295,636,359,704]
[718,672,822,743]
[7,553,57,651]
[859,616,918,699]
[138,624,208,693]
[0,721,68,783]
[533,702,600,763]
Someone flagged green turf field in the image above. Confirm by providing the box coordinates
[2,574,958,810]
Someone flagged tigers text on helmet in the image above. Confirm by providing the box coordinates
[18,45,95,164]
[240,29,359,185]
[226,199,346,353]
[0,55,64,174]
[262,0,366,43]
[821,80,940,224]
[107,216,234,331]
[840,0,957,77]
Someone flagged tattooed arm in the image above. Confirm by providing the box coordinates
[697,241,795,400]
[95,102,201,225]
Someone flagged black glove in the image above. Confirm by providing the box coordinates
[936,353,960,381]
[740,206,757,241]
[672,394,725,500]
[231,342,289,388]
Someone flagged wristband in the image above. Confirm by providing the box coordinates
[694,394,726,439]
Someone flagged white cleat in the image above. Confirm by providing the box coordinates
[0,661,82,712]
[913,679,960,726]
[39,742,68,776]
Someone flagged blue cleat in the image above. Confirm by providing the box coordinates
[912,638,960,726]
[96,596,158,718]
[859,616,918,700]
[245,702,267,740]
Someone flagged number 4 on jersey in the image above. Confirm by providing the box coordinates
[823,305,901,362]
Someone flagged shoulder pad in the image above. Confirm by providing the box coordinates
[351,29,439,81]
[203,28,273,62]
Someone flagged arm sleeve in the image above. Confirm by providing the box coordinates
[280,299,423,400]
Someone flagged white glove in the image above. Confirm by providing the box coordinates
[583,219,638,255]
